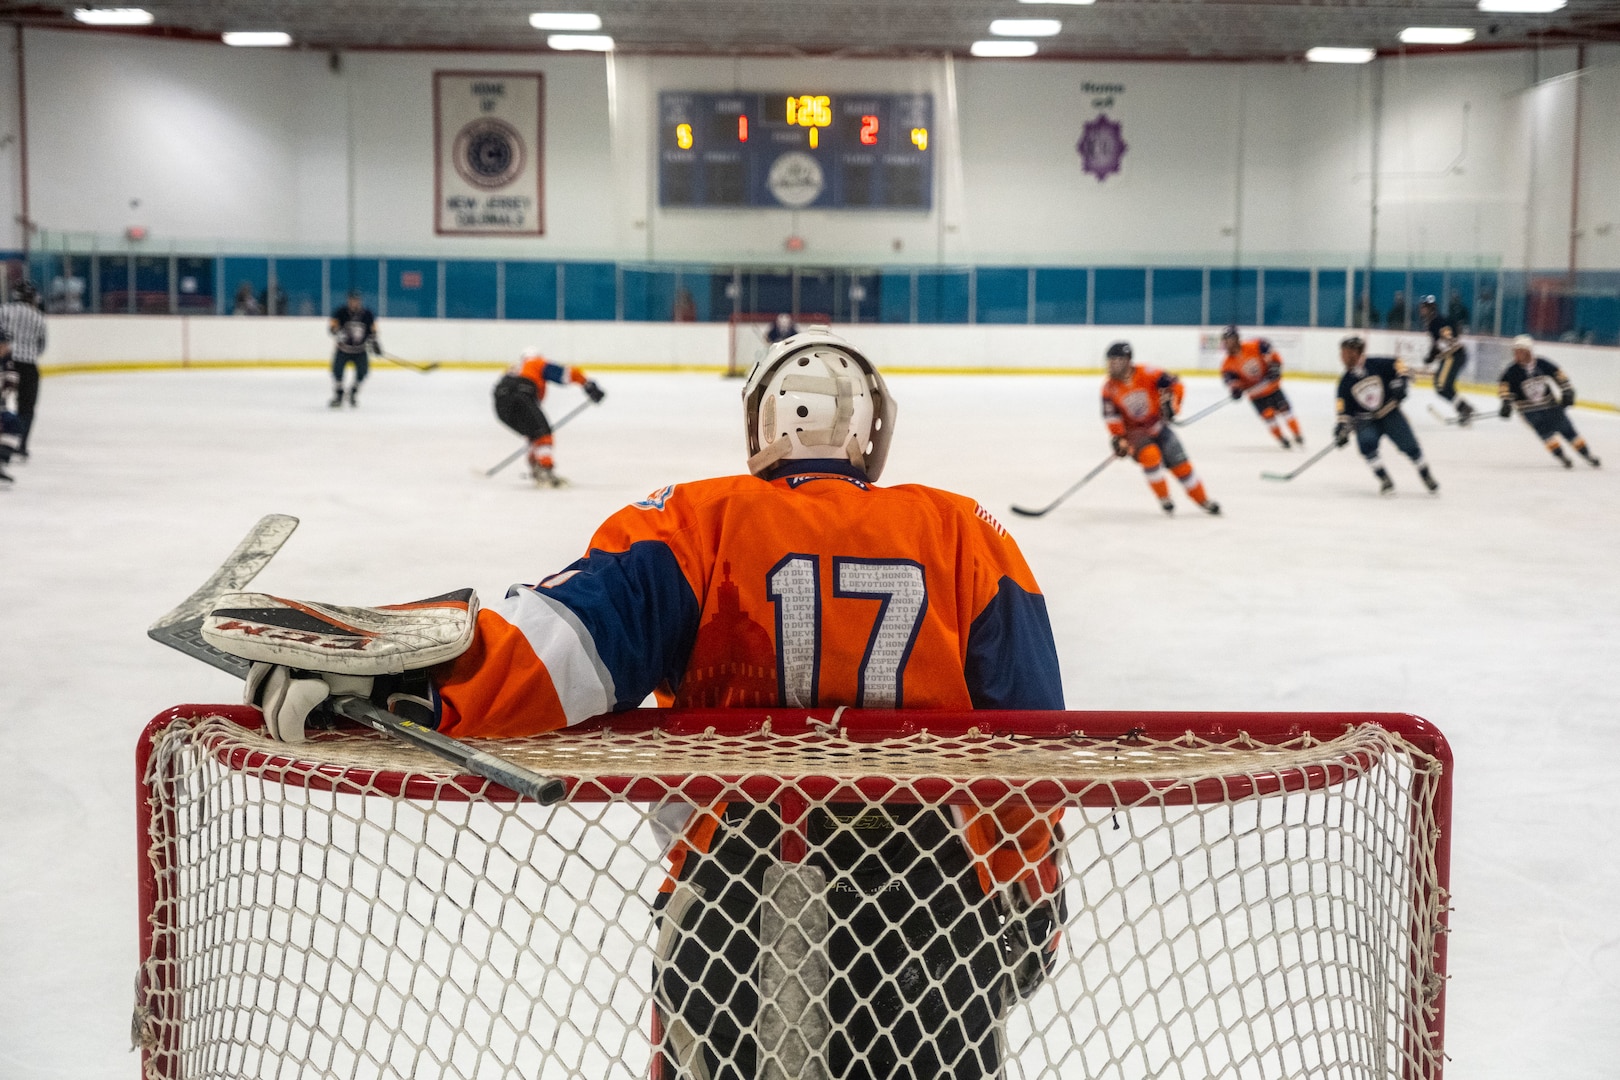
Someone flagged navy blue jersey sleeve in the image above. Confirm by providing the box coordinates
[522,540,703,711]
[964,577,1064,710]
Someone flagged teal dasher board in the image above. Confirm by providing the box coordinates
[657,92,934,211]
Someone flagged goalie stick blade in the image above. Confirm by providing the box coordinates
[147,514,300,677]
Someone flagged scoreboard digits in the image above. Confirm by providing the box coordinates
[659,91,934,210]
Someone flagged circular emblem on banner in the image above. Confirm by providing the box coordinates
[1077,114,1127,183]
[767,152,825,208]
[453,118,526,189]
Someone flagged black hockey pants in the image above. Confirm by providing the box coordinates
[651,803,1012,1080]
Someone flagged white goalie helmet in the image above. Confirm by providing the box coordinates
[742,328,897,482]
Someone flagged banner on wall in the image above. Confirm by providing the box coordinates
[434,71,545,236]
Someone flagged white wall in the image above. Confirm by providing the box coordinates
[9,29,1618,272]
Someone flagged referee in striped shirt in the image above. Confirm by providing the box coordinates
[0,280,46,460]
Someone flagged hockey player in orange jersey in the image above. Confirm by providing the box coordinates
[1219,325,1303,448]
[492,349,605,486]
[207,329,1068,1080]
[1101,341,1221,515]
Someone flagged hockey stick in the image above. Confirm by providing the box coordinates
[1261,440,1341,481]
[484,398,597,477]
[1170,395,1237,428]
[1010,454,1117,518]
[148,514,567,805]
[381,351,441,374]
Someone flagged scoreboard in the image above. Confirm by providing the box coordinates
[658,92,934,211]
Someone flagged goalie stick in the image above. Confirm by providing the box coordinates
[1010,454,1116,518]
[148,514,567,805]
[1170,394,1237,428]
[484,397,597,477]
[381,350,442,374]
[1261,440,1341,481]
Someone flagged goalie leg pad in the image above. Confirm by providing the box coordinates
[202,588,479,675]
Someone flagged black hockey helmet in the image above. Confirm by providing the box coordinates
[11,279,37,305]
[1339,335,1365,352]
[1105,341,1133,360]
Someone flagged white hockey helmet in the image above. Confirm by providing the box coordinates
[742,328,897,482]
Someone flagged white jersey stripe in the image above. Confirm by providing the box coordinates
[0,303,46,364]
[496,587,615,724]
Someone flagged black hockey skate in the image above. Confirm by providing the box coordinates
[1201,500,1222,516]
[0,464,12,484]
[1419,466,1439,492]
[1276,436,1292,449]
[1579,448,1601,468]
[347,387,359,408]
[1554,449,1573,469]
[1375,468,1395,495]
[1455,400,1476,427]
[1159,498,1175,515]
[329,387,344,408]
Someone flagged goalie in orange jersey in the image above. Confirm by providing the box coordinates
[1101,341,1221,516]
[1220,325,1304,448]
[206,328,1068,1080]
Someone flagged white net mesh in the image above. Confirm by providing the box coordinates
[136,707,1449,1080]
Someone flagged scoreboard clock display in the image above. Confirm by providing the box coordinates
[659,92,934,210]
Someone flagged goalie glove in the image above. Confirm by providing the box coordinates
[203,589,479,742]
[999,880,1068,1000]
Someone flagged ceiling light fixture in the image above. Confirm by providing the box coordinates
[1306,46,1377,63]
[72,8,154,25]
[547,33,614,50]
[1477,0,1566,12]
[971,40,1039,57]
[1399,27,1477,44]
[222,31,293,47]
[529,13,602,31]
[990,19,1061,36]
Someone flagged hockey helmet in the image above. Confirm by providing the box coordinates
[1220,325,1241,342]
[1418,294,1438,309]
[11,280,37,306]
[1105,340,1134,379]
[743,328,897,482]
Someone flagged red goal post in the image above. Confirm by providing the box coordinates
[136,705,1451,1080]
[726,312,832,377]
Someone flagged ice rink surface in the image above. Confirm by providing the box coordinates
[2,365,1617,1079]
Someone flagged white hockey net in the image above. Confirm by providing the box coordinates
[136,707,1451,1080]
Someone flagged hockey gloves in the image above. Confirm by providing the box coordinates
[1333,420,1352,447]
[1000,882,1069,1000]
[201,589,480,742]
[1499,400,1514,419]
[369,338,384,355]
[1562,387,1576,408]
[1111,434,1131,458]
[584,379,606,404]
[1228,384,1243,401]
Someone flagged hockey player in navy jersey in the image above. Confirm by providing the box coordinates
[1417,295,1477,425]
[1333,336,1440,495]
[328,291,380,408]
[1498,335,1601,469]
[201,329,1069,1080]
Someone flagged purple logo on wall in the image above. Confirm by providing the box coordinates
[1077,114,1127,182]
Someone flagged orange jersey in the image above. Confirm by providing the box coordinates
[434,463,1063,737]
[1221,339,1283,398]
[503,356,586,402]
[1101,365,1182,438]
